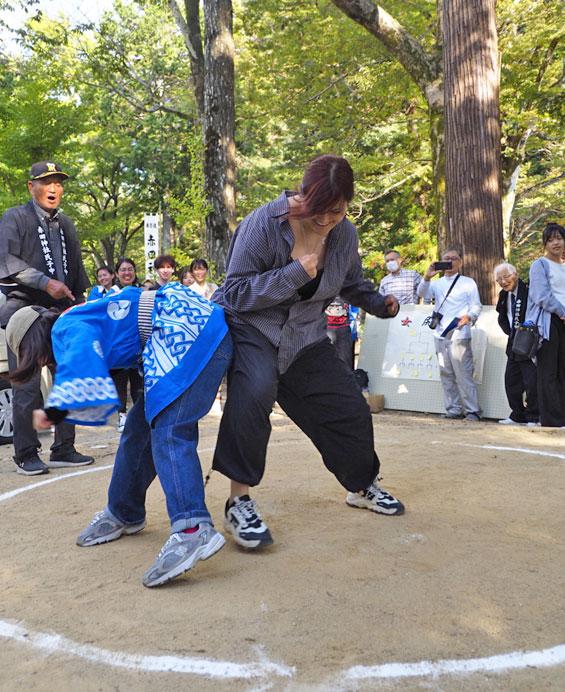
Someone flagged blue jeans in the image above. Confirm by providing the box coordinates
[107,332,232,534]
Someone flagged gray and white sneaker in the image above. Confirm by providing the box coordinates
[76,508,146,547]
[224,495,273,549]
[142,523,225,588]
[346,480,405,516]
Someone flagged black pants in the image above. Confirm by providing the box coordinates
[8,347,75,462]
[504,355,539,423]
[213,323,379,492]
[110,368,143,414]
[537,315,565,427]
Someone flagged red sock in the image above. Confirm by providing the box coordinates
[182,525,199,534]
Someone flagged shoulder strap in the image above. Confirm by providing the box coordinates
[437,273,460,312]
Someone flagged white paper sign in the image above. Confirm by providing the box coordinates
[143,214,160,278]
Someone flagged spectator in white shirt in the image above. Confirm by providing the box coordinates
[417,248,482,421]
[378,250,423,304]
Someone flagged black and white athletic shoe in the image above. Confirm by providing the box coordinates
[346,480,405,516]
[224,495,273,549]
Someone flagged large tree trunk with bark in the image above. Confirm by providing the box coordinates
[443,0,503,304]
[169,0,235,272]
[203,0,236,274]
[332,0,446,245]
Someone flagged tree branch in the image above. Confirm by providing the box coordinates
[331,0,441,106]
[517,173,565,200]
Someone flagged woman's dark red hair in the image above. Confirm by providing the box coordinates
[290,155,354,219]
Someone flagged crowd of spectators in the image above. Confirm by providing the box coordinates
[0,156,562,588]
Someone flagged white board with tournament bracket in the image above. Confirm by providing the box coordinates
[358,305,510,420]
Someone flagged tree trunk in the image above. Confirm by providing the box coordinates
[203,0,236,275]
[429,102,446,252]
[169,0,205,118]
[443,0,503,304]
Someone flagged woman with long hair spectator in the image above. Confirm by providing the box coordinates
[211,154,404,551]
[189,258,218,300]
[525,222,565,427]
[113,257,142,432]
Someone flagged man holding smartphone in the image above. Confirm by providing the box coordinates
[417,249,482,421]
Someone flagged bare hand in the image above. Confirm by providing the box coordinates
[46,279,74,302]
[384,295,399,316]
[299,253,318,279]
[424,263,439,281]
[457,315,471,328]
[33,409,52,430]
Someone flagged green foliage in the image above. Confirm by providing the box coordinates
[235,0,435,274]
[498,0,564,263]
[0,0,561,282]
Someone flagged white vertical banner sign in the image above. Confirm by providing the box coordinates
[143,214,160,278]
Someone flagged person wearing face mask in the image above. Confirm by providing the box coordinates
[378,250,423,304]
[494,262,539,426]
[0,161,93,475]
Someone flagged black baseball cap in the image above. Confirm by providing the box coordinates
[29,161,69,181]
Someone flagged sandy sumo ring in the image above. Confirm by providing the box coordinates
[0,443,564,683]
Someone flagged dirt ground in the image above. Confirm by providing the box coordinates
[0,409,564,691]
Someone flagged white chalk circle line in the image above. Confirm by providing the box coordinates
[431,441,565,461]
[343,644,565,681]
[0,620,293,679]
[1,442,564,681]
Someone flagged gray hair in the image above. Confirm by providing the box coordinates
[494,262,517,278]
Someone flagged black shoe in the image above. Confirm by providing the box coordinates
[442,412,464,420]
[464,412,481,422]
[14,456,49,476]
[224,495,273,549]
[48,450,95,468]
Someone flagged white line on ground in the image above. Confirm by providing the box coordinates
[343,644,565,680]
[2,440,564,680]
[0,620,294,679]
[431,441,565,460]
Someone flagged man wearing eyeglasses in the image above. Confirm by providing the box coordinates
[417,248,482,421]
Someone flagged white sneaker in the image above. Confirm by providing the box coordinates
[346,480,405,516]
[498,418,522,425]
[117,412,127,433]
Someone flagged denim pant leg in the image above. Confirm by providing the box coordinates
[151,332,233,533]
[107,392,156,526]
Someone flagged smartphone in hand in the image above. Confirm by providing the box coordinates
[433,260,453,271]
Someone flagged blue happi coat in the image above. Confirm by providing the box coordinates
[46,283,228,425]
